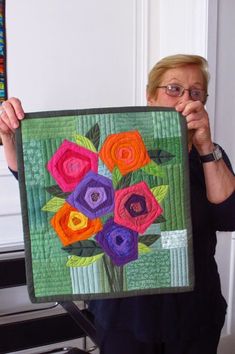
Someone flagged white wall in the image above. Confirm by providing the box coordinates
[0,150,23,249]
[6,0,147,112]
[5,0,211,112]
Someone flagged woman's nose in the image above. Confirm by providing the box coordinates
[180,89,191,102]
[176,90,191,107]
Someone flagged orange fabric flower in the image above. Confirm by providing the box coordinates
[50,202,102,246]
[99,130,150,175]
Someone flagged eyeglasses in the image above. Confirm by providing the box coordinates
[156,84,208,103]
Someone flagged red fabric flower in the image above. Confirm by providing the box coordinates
[114,181,162,234]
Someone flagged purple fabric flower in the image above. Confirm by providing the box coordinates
[67,171,114,219]
[95,218,138,266]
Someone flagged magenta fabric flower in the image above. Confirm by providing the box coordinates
[114,181,163,234]
[95,218,138,266]
[47,140,98,192]
[67,171,114,219]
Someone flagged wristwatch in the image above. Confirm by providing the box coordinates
[199,144,223,163]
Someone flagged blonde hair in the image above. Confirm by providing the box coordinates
[146,54,210,99]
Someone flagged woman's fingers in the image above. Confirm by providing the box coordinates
[0,98,25,132]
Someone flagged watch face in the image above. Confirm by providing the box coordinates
[214,145,222,160]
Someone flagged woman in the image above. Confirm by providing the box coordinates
[1,54,235,354]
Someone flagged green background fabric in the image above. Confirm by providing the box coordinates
[16,107,194,302]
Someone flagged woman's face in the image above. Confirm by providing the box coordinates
[147,64,205,107]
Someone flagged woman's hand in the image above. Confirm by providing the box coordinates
[0,98,25,172]
[175,100,214,154]
[0,97,25,137]
[176,99,235,203]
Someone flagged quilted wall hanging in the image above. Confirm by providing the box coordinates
[16,107,194,303]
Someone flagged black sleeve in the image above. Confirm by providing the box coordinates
[9,167,18,180]
[209,191,235,231]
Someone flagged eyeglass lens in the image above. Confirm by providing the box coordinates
[166,84,205,102]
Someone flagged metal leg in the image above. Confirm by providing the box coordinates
[59,302,98,347]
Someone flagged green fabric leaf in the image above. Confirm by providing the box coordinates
[138,242,152,254]
[116,172,132,190]
[138,234,161,246]
[41,197,65,212]
[153,215,166,224]
[141,160,165,178]
[112,166,123,188]
[148,149,175,164]
[74,134,97,152]
[151,185,169,203]
[66,254,104,267]
[62,240,103,257]
[46,185,70,199]
[85,123,100,150]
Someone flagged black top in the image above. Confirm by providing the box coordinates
[89,145,235,342]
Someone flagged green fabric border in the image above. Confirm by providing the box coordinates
[23,105,178,119]
[179,114,195,288]
[16,127,36,302]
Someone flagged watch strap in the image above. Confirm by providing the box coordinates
[199,145,222,163]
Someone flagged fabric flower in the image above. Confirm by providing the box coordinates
[99,130,150,175]
[67,171,114,219]
[50,202,102,246]
[47,139,98,192]
[114,181,163,234]
[95,218,138,266]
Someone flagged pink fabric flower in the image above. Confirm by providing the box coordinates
[47,140,98,192]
